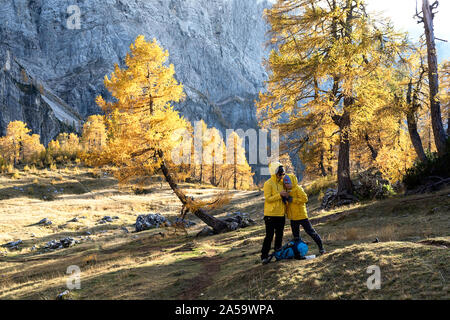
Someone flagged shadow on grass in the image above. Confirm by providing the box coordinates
[0,177,118,201]
[2,186,449,299]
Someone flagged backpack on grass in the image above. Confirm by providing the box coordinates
[272,239,308,261]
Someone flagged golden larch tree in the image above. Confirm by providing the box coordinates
[0,121,45,166]
[95,35,232,233]
[257,0,406,198]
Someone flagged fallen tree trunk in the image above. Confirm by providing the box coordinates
[158,153,230,234]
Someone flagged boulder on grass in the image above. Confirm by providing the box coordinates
[56,290,70,300]
[44,238,77,250]
[135,213,172,232]
[223,212,256,229]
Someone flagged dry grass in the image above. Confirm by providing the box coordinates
[0,168,449,300]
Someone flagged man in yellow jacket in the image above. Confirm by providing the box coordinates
[284,174,325,256]
[261,162,290,264]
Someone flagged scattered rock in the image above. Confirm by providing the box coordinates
[84,231,92,236]
[227,221,239,231]
[37,218,52,226]
[3,239,23,250]
[353,168,393,200]
[223,212,255,229]
[320,189,358,210]
[112,216,120,220]
[99,216,113,223]
[135,213,172,232]
[56,290,70,300]
[320,169,396,210]
[372,238,379,243]
[173,217,196,228]
[67,217,79,223]
[44,238,76,250]
[5,240,23,246]
[320,189,338,209]
[121,226,129,233]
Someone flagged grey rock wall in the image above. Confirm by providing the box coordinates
[0,0,272,144]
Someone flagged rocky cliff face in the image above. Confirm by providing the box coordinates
[0,0,271,144]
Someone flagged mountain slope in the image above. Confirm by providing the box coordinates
[0,0,271,144]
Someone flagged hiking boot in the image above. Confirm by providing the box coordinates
[261,257,270,265]
[294,253,305,260]
[319,249,326,255]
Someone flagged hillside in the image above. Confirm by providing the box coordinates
[0,167,448,300]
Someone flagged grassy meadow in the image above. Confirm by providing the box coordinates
[0,166,449,300]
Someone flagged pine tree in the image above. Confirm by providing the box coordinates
[440,60,450,136]
[257,0,405,197]
[416,0,447,155]
[0,121,44,166]
[81,115,107,152]
[225,132,254,190]
[95,35,231,233]
[203,127,225,187]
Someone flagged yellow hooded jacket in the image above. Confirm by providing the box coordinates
[263,174,285,217]
[285,175,309,221]
[263,162,286,217]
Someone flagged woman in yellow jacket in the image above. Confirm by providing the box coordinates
[261,162,290,264]
[284,174,325,255]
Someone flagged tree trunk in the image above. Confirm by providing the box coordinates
[448,115,450,137]
[319,150,327,177]
[422,0,447,155]
[233,141,237,190]
[159,155,229,233]
[406,82,427,162]
[407,112,427,162]
[334,106,353,196]
[327,144,334,176]
[364,133,378,161]
[447,102,450,136]
[334,2,353,197]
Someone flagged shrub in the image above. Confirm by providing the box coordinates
[382,183,396,196]
[403,138,450,190]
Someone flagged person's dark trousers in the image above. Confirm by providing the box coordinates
[261,216,285,260]
[291,219,323,251]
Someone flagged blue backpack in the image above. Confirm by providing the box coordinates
[272,239,308,261]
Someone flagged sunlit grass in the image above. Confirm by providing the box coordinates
[0,168,449,300]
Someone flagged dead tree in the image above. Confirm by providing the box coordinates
[416,0,448,155]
